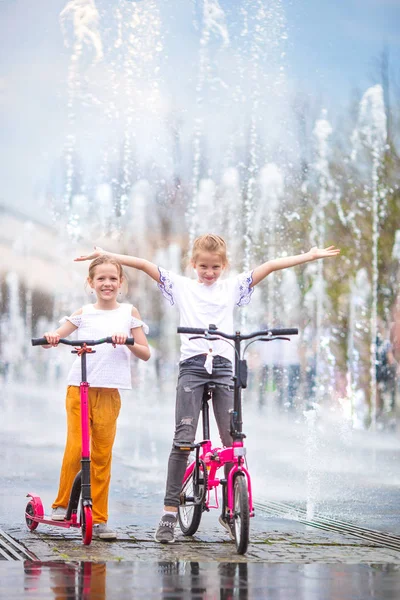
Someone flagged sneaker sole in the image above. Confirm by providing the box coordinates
[154,533,175,544]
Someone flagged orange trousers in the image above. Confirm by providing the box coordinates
[52,385,121,524]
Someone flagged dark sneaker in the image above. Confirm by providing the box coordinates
[51,507,67,521]
[154,514,177,544]
[219,515,235,540]
[93,523,117,541]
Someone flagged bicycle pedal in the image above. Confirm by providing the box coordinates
[173,441,198,451]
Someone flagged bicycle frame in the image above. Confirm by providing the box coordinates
[180,387,254,517]
[176,324,298,553]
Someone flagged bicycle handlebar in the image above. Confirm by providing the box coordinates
[31,337,135,347]
[177,326,298,340]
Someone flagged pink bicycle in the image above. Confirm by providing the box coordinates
[175,324,298,554]
[25,336,134,545]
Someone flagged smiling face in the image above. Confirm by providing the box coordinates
[88,262,123,307]
[192,251,226,286]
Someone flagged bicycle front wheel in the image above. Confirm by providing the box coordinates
[178,460,207,536]
[233,474,250,554]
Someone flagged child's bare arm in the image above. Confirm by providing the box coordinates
[251,246,340,287]
[129,307,151,361]
[75,247,160,283]
[43,310,80,346]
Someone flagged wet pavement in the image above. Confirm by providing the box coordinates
[1,379,400,598]
[3,560,400,599]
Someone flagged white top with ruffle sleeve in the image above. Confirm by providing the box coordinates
[61,303,148,389]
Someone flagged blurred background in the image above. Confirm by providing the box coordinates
[1,0,400,431]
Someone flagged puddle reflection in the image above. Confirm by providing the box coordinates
[23,560,248,600]
[24,561,106,599]
[20,560,400,600]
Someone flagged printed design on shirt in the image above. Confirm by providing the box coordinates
[237,271,254,307]
[158,267,174,306]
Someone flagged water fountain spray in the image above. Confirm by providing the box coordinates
[60,0,103,238]
[187,0,229,247]
[257,163,284,326]
[309,111,334,406]
[351,84,387,428]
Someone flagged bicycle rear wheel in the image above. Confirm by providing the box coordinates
[233,474,250,554]
[178,459,207,536]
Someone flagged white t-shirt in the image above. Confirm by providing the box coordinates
[158,268,254,363]
[62,303,148,389]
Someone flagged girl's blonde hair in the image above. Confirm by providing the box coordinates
[191,234,228,265]
[88,255,124,281]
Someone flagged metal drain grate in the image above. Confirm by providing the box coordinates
[255,500,400,553]
[0,529,38,561]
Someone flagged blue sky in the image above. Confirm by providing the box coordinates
[0,0,399,219]
[283,0,400,108]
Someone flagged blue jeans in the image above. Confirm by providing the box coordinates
[164,354,234,507]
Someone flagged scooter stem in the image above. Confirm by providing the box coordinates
[81,381,90,457]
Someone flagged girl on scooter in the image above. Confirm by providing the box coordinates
[42,256,150,540]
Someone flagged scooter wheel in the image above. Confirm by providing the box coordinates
[25,501,39,531]
[81,506,93,545]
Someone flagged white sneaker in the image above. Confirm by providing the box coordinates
[93,523,117,540]
[51,507,67,521]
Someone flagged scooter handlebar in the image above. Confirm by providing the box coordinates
[31,337,135,346]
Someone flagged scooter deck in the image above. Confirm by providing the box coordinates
[25,514,81,528]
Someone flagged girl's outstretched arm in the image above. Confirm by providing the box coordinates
[75,247,160,283]
[251,246,340,287]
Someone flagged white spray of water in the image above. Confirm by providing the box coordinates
[95,183,113,235]
[257,163,284,325]
[347,269,371,428]
[301,110,335,517]
[303,406,320,519]
[130,180,153,253]
[197,179,217,233]
[217,168,242,266]
[118,1,163,221]
[60,0,103,61]
[2,273,24,383]
[351,84,387,428]
[310,110,334,405]
[188,0,229,247]
[60,0,103,238]
[241,0,286,273]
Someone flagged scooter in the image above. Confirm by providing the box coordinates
[25,336,134,545]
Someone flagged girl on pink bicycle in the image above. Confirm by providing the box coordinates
[76,234,340,543]
[42,256,150,540]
